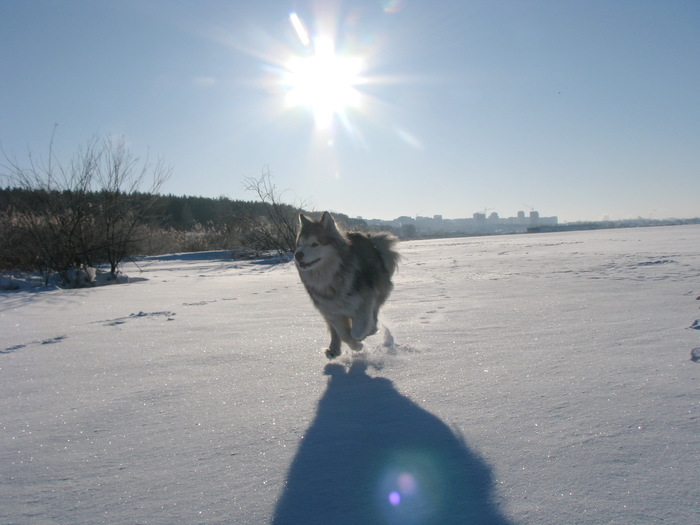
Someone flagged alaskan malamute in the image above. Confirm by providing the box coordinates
[295,212,399,358]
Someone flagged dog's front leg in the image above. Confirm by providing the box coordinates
[325,322,342,359]
[326,316,363,356]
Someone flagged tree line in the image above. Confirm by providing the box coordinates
[0,136,370,286]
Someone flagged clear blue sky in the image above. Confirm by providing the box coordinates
[2,0,698,222]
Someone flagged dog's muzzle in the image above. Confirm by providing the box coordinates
[295,251,320,269]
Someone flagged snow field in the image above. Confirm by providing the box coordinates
[2,225,699,523]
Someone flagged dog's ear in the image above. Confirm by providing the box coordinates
[320,211,336,230]
[299,213,312,227]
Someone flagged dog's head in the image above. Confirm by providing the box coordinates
[295,212,343,272]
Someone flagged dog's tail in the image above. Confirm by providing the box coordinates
[372,233,400,277]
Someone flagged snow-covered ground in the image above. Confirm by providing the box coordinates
[2,225,699,524]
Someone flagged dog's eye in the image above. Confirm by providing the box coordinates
[311,242,319,247]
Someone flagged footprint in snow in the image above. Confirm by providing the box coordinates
[99,311,176,326]
[130,311,176,320]
[691,348,700,363]
[2,335,67,354]
[1,344,27,354]
[41,335,68,344]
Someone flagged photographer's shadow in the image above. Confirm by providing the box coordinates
[273,361,512,525]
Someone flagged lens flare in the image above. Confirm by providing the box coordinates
[289,12,310,47]
[382,0,404,13]
[388,491,401,506]
[398,472,418,494]
[387,472,418,507]
[283,28,365,130]
[375,449,446,524]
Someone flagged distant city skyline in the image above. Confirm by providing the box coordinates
[360,209,699,237]
[357,206,698,224]
[2,1,699,223]
[363,209,558,236]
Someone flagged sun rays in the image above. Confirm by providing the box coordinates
[284,34,365,130]
[224,5,422,179]
[282,12,366,130]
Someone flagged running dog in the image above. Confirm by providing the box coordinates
[295,212,399,358]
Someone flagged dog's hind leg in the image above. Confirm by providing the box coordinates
[351,297,377,341]
[371,304,380,336]
[367,282,392,339]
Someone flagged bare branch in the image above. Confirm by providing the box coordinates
[242,167,306,254]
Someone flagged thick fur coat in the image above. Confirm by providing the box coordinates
[294,212,399,358]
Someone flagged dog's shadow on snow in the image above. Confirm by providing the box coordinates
[273,361,512,525]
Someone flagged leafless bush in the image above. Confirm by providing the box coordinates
[242,167,305,254]
[134,226,182,256]
[92,136,171,276]
[1,131,170,285]
[132,222,246,257]
[0,209,43,274]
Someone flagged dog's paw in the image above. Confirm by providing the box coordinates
[352,321,378,341]
[347,339,364,352]
[324,346,342,359]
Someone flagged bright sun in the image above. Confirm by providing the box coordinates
[283,13,364,130]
